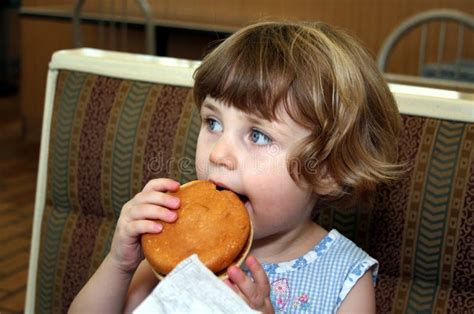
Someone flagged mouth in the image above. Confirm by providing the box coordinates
[236,192,249,204]
[214,183,249,204]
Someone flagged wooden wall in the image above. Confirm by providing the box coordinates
[19,0,473,141]
[19,17,145,141]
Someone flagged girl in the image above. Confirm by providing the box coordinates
[70,21,401,313]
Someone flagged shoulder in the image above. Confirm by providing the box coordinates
[322,230,378,272]
[327,230,378,310]
[337,271,376,313]
[260,230,377,313]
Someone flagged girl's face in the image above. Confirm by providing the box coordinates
[196,96,317,241]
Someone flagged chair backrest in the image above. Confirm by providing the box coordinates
[25,49,200,313]
[26,48,474,313]
[378,9,474,82]
[320,85,474,312]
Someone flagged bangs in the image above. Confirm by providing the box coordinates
[193,24,301,121]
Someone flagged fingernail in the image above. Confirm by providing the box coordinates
[171,181,180,190]
[168,211,177,220]
[228,266,240,277]
[154,223,163,232]
[170,197,180,207]
[227,267,235,277]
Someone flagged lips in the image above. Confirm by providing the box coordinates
[212,180,249,204]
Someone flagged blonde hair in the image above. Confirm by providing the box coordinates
[193,21,402,209]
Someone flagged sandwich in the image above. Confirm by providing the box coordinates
[141,180,252,279]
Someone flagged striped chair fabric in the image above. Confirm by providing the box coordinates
[34,70,198,313]
[320,115,473,313]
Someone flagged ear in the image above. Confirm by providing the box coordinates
[315,172,340,196]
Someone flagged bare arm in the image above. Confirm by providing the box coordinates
[124,260,160,313]
[69,254,134,313]
[69,258,159,314]
[337,271,376,314]
[68,178,180,313]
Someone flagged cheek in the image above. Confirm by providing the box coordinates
[249,188,313,239]
[195,134,209,180]
[246,169,294,211]
[245,158,313,216]
[244,152,288,177]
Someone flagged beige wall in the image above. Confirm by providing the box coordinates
[19,17,145,141]
[22,0,474,59]
[20,0,474,141]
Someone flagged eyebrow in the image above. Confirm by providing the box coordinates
[246,114,261,126]
[201,101,220,113]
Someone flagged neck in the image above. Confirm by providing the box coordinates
[250,221,327,264]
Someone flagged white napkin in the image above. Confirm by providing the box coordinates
[133,254,260,314]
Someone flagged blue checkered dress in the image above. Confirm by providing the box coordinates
[257,229,378,313]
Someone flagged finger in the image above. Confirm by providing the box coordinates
[123,219,163,238]
[132,190,180,210]
[125,204,178,223]
[245,256,270,295]
[223,278,251,305]
[227,265,261,306]
[223,279,238,292]
[142,178,180,193]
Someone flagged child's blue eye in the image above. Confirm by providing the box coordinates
[250,129,272,145]
[206,118,223,132]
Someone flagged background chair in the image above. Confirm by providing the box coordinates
[26,48,474,313]
[72,0,156,54]
[378,9,474,82]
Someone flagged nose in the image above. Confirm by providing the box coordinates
[209,135,238,170]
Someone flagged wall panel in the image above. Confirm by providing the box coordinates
[19,0,474,141]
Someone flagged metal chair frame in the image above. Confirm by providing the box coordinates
[73,0,155,55]
[377,9,474,77]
